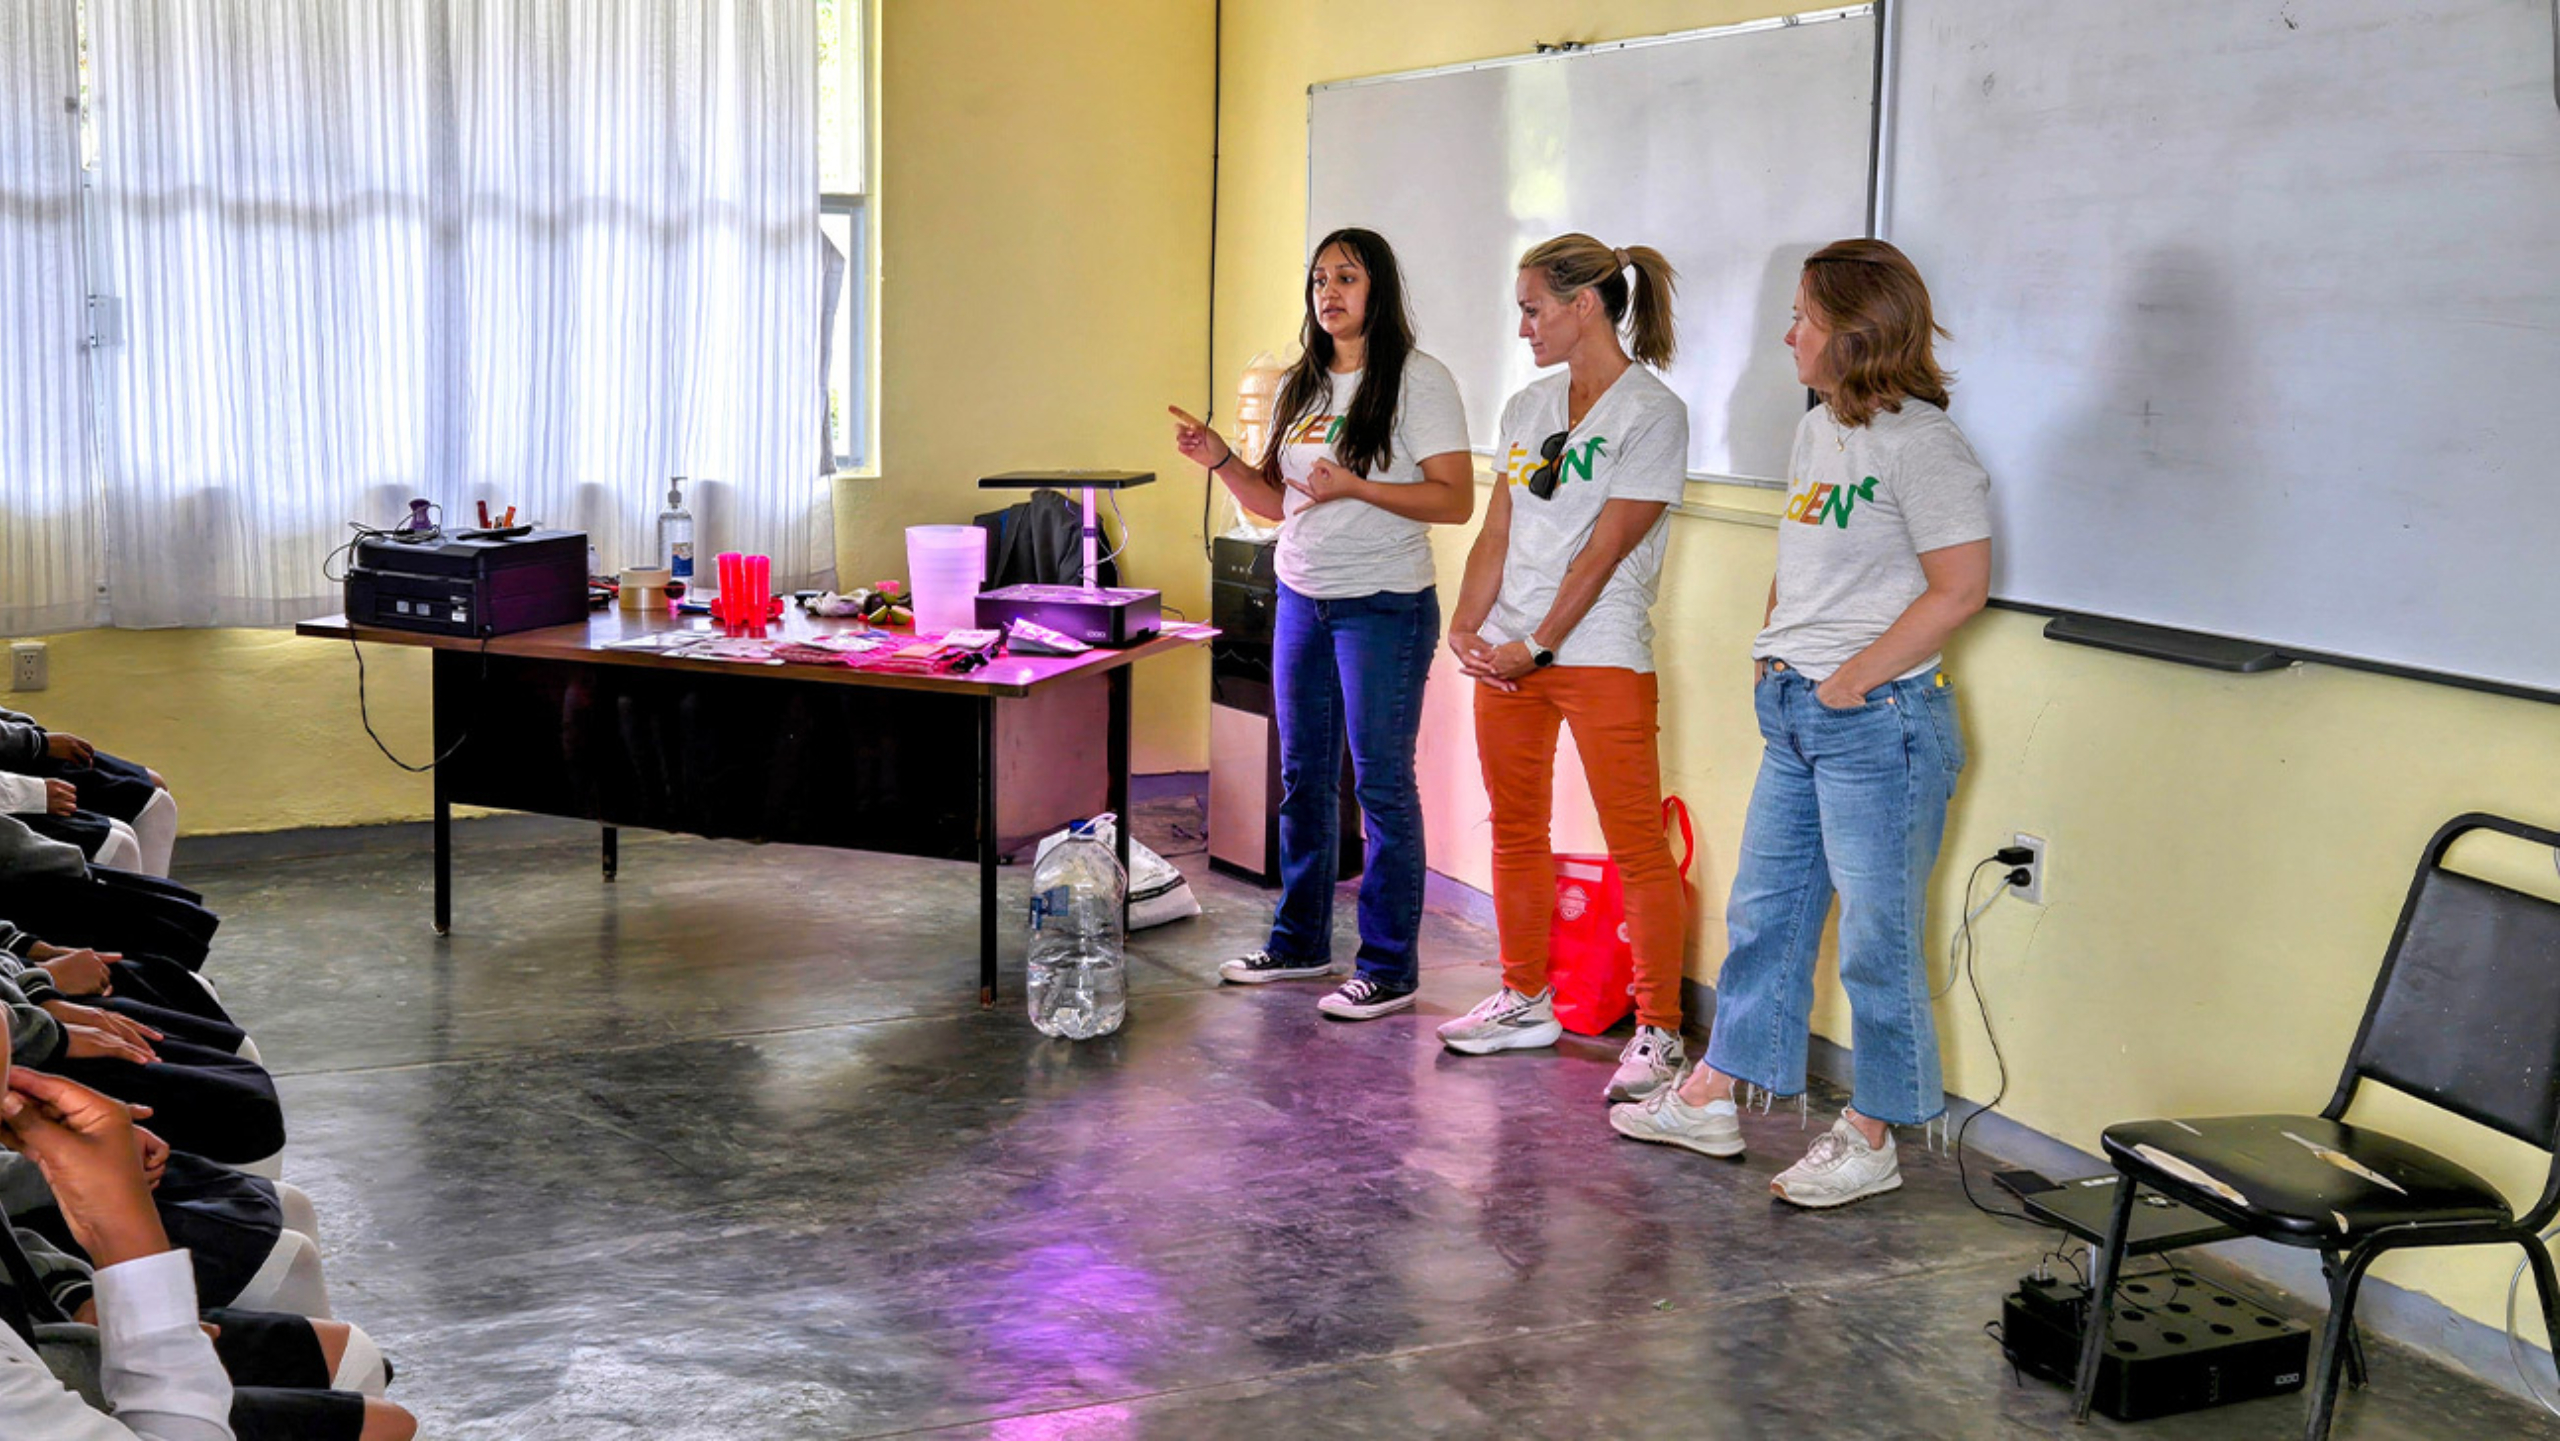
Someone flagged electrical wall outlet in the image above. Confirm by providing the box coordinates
[2010,832,2047,906]
[8,641,44,693]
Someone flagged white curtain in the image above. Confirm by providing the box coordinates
[0,0,100,634]
[87,0,824,629]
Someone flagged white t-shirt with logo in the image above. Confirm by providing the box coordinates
[1753,399,1993,681]
[1482,366,1691,672]
[1272,351,1472,600]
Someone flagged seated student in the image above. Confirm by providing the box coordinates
[2,973,285,1175]
[2,944,254,1065]
[0,1030,235,1439]
[0,818,220,971]
[0,711,179,879]
[4,925,243,1046]
[0,772,146,872]
[7,1142,331,1319]
[18,1220,407,1441]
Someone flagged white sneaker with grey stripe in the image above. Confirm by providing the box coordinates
[1436,986,1563,1055]
[1605,1024,1684,1102]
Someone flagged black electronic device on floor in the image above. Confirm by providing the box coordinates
[977,583,1161,647]
[2000,1270,2311,1421]
[1208,534,1360,886]
[345,529,589,638]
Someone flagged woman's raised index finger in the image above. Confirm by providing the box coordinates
[1166,405,1206,429]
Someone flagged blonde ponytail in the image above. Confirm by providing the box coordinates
[1517,233,1679,369]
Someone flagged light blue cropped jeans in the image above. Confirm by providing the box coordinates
[1702,665,1967,1126]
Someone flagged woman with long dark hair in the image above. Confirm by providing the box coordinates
[1169,228,1471,1019]
[1610,238,1991,1208]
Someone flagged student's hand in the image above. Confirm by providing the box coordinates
[44,733,95,767]
[42,1002,160,1054]
[1814,673,1870,710]
[43,779,77,817]
[0,1069,170,1269]
[62,1024,157,1066]
[1168,407,1235,470]
[145,768,166,790]
[1290,458,1362,506]
[134,1122,169,1191]
[36,950,114,997]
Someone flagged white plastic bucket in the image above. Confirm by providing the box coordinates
[905,524,987,633]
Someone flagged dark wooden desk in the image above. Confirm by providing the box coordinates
[295,608,1210,1002]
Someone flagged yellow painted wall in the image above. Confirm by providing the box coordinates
[1220,0,2560,1346]
[0,627,435,834]
[834,0,1217,775]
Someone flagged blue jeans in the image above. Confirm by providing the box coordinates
[1702,666,1967,1125]
[1268,582,1439,989]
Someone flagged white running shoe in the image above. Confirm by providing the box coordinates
[1604,1024,1685,1102]
[1770,1110,1902,1209]
[1436,986,1563,1055]
[1608,1075,1744,1158]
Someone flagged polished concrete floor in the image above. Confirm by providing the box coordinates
[183,815,2550,1439]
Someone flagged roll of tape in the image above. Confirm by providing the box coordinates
[618,566,672,610]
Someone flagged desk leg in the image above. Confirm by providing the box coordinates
[431,763,452,936]
[1108,665,1132,921]
[980,695,999,1008]
[601,825,618,882]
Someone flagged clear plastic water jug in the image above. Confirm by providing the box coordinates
[1027,817,1127,1039]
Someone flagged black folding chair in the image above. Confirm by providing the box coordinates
[2072,813,2560,1440]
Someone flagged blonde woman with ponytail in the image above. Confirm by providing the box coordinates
[1440,235,1694,1102]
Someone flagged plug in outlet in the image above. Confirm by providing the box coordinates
[8,641,44,693]
[2009,832,2047,906]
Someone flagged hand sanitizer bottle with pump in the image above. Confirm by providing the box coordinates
[658,477,695,584]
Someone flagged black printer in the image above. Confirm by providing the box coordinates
[344,529,590,638]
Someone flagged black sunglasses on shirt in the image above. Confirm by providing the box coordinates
[1525,429,1569,500]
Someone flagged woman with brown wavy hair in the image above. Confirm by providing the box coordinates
[1610,239,1992,1208]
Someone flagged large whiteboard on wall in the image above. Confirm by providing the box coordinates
[1307,8,1878,484]
[1886,0,2560,696]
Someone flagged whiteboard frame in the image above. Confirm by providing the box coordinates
[1303,4,1884,490]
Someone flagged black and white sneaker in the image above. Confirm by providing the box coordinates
[1317,974,1418,1020]
[1218,949,1341,985]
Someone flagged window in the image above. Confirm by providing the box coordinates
[818,0,868,473]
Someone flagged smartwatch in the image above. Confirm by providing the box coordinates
[1527,639,1557,669]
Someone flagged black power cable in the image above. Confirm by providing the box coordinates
[349,635,489,773]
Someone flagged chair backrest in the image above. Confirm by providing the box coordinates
[2336,814,2560,1156]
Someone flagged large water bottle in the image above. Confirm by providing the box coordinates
[1027,817,1128,1039]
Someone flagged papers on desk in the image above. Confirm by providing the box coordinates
[602,631,794,664]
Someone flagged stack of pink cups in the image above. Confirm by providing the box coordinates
[712,552,775,627]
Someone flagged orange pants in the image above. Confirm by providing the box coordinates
[1473,667,1685,1030]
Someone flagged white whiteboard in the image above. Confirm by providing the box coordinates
[1887,0,2560,695]
[1308,8,1877,485]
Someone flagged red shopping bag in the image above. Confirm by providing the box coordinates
[1549,796,1697,1036]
